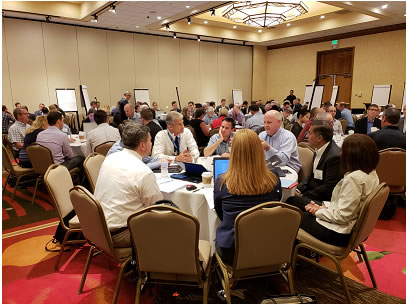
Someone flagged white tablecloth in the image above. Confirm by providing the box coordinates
[70,135,89,157]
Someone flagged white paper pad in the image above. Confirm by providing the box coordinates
[157,177,189,193]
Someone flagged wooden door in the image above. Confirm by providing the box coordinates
[317,48,354,107]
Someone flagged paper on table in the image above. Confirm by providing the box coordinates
[156,177,189,193]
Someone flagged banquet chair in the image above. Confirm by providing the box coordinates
[44,164,86,270]
[83,152,105,193]
[376,148,406,195]
[69,186,132,304]
[26,143,79,204]
[127,205,212,304]
[209,127,219,137]
[297,141,315,153]
[2,144,35,201]
[339,119,347,133]
[215,202,302,303]
[94,141,115,156]
[292,183,389,303]
[297,146,315,183]
[2,134,17,160]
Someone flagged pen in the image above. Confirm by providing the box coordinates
[192,188,202,193]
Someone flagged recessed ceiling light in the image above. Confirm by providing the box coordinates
[136,25,139,28]
[381,4,388,9]
[204,20,208,24]
[404,13,406,16]
[233,25,237,29]
[258,29,262,32]
[157,16,162,20]
[186,5,190,9]
[320,15,325,19]
[287,23,291,26]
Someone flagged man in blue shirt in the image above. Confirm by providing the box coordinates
[259,110,301,173]
[204,118,235,157]
[354,104,381,134]
[338,102,354,132]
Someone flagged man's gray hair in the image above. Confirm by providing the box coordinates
[13,107,23,118]
[122,123,150,149]
[207,106,214,112]
[316,112,329,120]
[166,111,183,125]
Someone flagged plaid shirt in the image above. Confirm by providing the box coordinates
[2,111,15,134]
[8,121,30,150]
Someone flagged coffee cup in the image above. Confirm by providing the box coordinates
[202,172,213,187]
[348,130,354,135]
[79,131,85,140]
[370,127,379,133]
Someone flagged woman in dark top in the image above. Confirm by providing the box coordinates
[18,115,49,168]
[189,108,210,147]
[182,107,191,126]
[214,129,282,265]
[291,108,310,138]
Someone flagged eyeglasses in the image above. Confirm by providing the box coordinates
[368,109,379,112]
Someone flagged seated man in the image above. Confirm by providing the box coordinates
[8,107,30,157]
[370,107,406,150]
[86,110,120,153]
[215,98,229,114]
[337,102,354,132]
[354,103,381,134]
[95,124,163,247]
[37,112,84,170]
[34,103,45,117]
[286,120,342,209]
[328,106,343,135]
[124,103,141,123]
[170,101,181,113]
[259,110,301,173]
[140,109,162,146]
[245,105,264,133]
[204,118,235,157]
[281,107,293,130]
[399,104,406,135]
[228,103,245,125]
[152,111,199,162]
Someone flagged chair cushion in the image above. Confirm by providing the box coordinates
[12,165,34,175]
[113,247,132,260]
[68,215,81,229]
[297,229,346,256]
[198,240,211,271]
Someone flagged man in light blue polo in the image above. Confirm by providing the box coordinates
[245,104,264,133]
[259,110,301,173]
[203,118,235,157]
[338,102,354,132]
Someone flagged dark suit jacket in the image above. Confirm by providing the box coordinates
[298,140,342,201]
[369,125,406,150]
[146,121,162,146]
[398,117,405,134]
[354,117,381,134]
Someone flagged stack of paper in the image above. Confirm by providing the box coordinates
[157,177,189,193]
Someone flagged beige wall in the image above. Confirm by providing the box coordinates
[2,18,252,116]
[252,45,267,102]
[266,29,406,109]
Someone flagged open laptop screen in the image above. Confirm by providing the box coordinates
[213,157,229,181]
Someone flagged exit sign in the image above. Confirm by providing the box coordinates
[332,40,339,49]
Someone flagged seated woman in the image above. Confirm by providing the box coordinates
[211,107,229,129]
[182,107,191,126]
[291,108,310,138]
[189,108,210,147]
[18,115,49,168]
[214,129,282,265]
[298,134,380,247]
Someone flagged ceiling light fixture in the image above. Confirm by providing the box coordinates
[221,38,225,43]
[157,16,162,20]
[233,25,237,29]
[211,9,216,16]
[223,1,308,28]
[173,32,177,39]
[258,29,262,32]
[381,4,388,9]
[287,23,291,26]
[166,24,170,30]
[186,5,190,9]
[91,15,98,23]
[187,17,191,24]
[109,5,116,13]
[204,20,208,24]
[243,41,246,46]
[197,35,201,42]
[320,15,325,19]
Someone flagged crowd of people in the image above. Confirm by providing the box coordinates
[3,89,406,262]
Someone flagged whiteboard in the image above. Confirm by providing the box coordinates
[402,81,406,111]
[80,85,91,112]
[371,85,391,106]
[232,89,243,104]
[330,85,339,104]
[304,85,313,104]
[56,89,77,112]
[313,85,324,107]
[134,89,150,105]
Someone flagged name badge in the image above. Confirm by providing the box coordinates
[314,169,323,180]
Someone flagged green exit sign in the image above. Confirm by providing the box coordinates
[332,40,338,45]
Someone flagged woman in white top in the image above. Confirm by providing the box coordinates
[301,134,380,246]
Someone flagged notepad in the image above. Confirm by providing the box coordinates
[156,177,189,193]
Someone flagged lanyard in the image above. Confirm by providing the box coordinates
[167,131,180,155]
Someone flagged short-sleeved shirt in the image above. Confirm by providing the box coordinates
[206,133,235,156]
[8,121,30,150]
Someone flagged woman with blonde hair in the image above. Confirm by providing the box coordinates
[18,115,49,168]
[214,129,282,265]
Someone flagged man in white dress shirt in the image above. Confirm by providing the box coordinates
[152,111,199,162]
[86,110,120,153]
[94,124,163,247]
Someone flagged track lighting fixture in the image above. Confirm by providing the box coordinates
[109,5,116,13]
[166,24,170,30]
[243,41,246,46]
[197,35,200,42]
[91,15,98,23]
[173,32,177,39]
[211,9,215,16]
[187,17,191,24]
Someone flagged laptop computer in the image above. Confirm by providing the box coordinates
[213,157,229,182]
[170,162,208,183]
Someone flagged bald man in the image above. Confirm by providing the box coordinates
[259,110,301,173]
